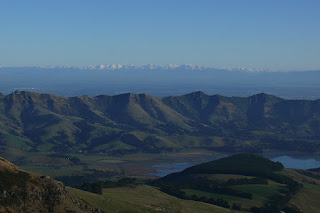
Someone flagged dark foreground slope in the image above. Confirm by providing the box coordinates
[0,157,93,213]
[154,154,320,213]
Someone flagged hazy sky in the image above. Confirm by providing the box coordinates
[1,0,319,70]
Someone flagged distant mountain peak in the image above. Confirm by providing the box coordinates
[184,91,208,97]
[249,93,283,103]
[0,64,276,72]
[115,92,135,98]
[252,93,273,97]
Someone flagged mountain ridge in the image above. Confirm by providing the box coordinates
[0,91,320,163]
[0,64,275,72]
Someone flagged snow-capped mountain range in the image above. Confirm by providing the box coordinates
[0,64,272,72]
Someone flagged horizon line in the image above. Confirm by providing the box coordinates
[1,64,320,72]
[5,90,318,101]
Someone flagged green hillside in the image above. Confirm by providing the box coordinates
[154,154,320,213]
[69,185,238,213]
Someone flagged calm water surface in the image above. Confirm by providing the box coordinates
[271,155,320,169]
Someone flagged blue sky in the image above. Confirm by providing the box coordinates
[0,0,319,70]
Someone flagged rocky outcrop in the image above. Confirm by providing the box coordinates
[0,157,98,213]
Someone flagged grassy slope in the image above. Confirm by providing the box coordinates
[69,185,240,213]
[278,169,320,212]
[289,184,320,213]
[182,179,286,209]
[230,184,286,203]
[182,188,260,209]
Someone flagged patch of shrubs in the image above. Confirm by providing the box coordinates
[56,169,120,188]
[80,178,138,194]
[80,182,102,194]
[159,184,231,209]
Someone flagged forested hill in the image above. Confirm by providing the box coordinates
[0,91,320,158]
